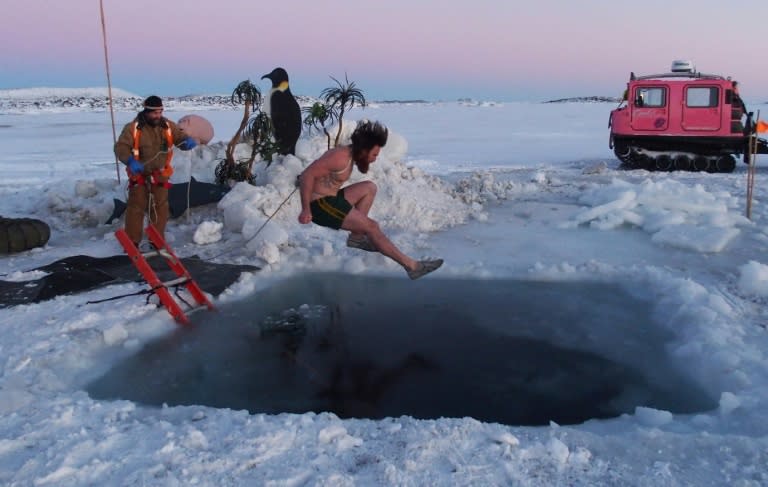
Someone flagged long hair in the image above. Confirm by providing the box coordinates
[350,121,388,160]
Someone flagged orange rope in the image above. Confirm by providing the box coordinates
[99,0,121,184]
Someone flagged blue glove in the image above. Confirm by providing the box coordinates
[126,156,144,174]
[180,137,197,150]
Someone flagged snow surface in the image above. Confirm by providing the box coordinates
[1,89,768,485]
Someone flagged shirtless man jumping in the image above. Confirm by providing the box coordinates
[298,121,443,280]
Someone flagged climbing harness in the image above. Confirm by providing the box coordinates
[129,121,175,180]
[127,130,188,228]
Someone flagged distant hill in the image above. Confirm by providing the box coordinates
[543,96,621,104]
[0,87,512,114]
[0,87,244,114]
[0,88,321,114]
[375,99,431,104]
[0,86,140,99]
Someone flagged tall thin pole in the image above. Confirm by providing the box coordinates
[746,110,759,220]
[99,0,121,183]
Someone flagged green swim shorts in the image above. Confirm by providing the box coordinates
[310,188,352,230]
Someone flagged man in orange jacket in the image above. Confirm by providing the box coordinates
[114,96,197,247]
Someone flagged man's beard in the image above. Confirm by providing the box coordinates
[355,160,370,174]
[141,110,161,127]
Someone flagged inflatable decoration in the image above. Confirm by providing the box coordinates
[177,114,214,145]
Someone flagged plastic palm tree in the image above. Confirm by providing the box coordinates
[320,74,366,147]
[302,102,338,150]
[224,80,262,174]
[245,112,281,169]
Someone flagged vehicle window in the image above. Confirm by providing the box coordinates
[635,87,665,107]
[686,87,719,108]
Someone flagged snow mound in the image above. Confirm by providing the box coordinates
[566,178,749,252]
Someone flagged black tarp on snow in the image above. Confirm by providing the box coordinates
[106,177,231,224]
[0,254,259,308]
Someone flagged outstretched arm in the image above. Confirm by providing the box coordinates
[169,120,198,150]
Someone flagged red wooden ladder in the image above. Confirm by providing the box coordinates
[115,225,215,325]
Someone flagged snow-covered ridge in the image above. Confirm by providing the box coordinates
[544,96,621,103]
[0,87,319,114]
[0,89,234,114]
[0,87,141,99]
[0,87,517,114]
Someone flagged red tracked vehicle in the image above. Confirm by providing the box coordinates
[608,60,768,173]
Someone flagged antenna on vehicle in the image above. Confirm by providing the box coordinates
[670,60,695,74]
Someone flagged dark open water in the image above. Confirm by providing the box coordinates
[87,273,716,425]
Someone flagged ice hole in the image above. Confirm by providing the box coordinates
[87,273,716,426]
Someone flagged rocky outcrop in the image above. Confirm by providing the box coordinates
[0,90,318,114]
[543,96,621,103]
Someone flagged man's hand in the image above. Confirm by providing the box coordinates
[179,137,198,150]
[126,156,144,174]
[298,208,312,224]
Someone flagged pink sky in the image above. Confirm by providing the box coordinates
[3,0,768,101]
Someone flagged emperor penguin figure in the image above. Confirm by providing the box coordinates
[261,67,302,155]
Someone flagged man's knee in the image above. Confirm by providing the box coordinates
[152,186,169,205]
[126,201,147,216]
[362,218,381,235]
[362,181,377,196]
[351,180,377,197]
[126,191,148,212]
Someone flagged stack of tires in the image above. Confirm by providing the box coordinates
[0,217,51,254]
